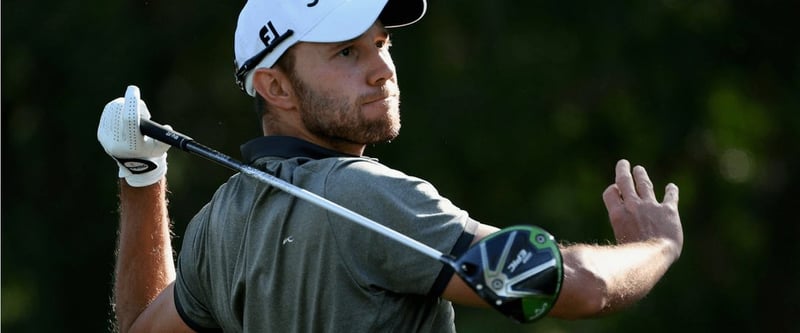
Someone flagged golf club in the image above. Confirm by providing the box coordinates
[140,118,563,323]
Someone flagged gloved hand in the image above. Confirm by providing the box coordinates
[98,85,170,187]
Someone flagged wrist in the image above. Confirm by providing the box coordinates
[120,154,168,187]
[652,238,682,262]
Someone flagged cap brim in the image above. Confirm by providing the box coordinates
[301,0,426,42]
[301,0,389,42]
[381,0,427,28]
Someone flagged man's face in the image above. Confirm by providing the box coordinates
[288,22,401,146]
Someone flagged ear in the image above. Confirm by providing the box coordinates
[252,68,295,110]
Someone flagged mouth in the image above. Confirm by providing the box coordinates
[362,94,396,106]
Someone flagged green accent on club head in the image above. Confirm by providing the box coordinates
[518,226,563,321]
[521,295,556,321]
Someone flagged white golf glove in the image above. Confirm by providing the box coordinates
[97,85,170,187]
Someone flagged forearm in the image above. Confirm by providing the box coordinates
[548,239,679,319]
[114,178,176,332]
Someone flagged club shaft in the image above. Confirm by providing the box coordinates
[140,119,446,262]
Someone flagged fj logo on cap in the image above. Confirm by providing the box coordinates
[259,21,288,48]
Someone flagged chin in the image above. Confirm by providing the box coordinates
[360,121,400,145]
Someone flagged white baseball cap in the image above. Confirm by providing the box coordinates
[234,0,427,96]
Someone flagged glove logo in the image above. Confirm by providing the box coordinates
[116,158,158,174]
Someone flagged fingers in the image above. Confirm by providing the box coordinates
[602,183,628,220]
[602,184,623,208]
[633,165,657,202]
[616,159,662,203]
[123,86,142,137]
[125,85,140,102]
[124,85,140,117]
[615,159,637,203]
[663,183,679,208]
[98,99,124,148]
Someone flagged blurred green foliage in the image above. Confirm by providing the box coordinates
[3,0,799,332]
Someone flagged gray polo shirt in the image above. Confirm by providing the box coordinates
[174,136,479,332]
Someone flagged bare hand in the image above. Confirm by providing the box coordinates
[602,160,683,258]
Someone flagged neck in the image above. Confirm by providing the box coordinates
[261,117,365,157]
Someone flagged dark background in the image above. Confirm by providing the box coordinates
[3,0,799,332]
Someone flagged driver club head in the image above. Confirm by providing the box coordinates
[453,225,563,323]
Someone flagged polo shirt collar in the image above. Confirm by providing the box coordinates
[240,136,355,164]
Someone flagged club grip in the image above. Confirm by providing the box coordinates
[140,118,193,150]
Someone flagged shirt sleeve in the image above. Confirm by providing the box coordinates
[173,206,224,333]
[323,158,480,296]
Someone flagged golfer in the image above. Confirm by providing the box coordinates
[98,0,684,332]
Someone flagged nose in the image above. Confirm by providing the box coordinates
[367,48,396,87]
